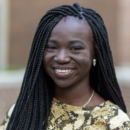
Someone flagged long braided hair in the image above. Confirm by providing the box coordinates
[7,3,127,130]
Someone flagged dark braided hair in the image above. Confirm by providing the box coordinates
[7,3,127,130]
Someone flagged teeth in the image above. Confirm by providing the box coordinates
[55,69,72,73]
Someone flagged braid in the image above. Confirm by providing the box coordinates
[81,8,126,112]
[7,3,127,130]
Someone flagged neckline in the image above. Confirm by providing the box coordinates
[53,97,110,109]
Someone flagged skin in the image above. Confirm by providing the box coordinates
[43,16,105,107]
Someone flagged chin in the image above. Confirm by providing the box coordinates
[54,81,73,89]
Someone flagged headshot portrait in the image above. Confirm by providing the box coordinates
[0,3,130,130]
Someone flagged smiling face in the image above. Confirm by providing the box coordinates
[43,16,94,89]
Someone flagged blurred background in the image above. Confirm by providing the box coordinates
[0,0,130,123]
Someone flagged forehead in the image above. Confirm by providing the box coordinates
[49,16,93,40]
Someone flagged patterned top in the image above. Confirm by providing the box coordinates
[47,98,130,130]
[0,99,130,130]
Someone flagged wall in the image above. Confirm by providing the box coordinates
[116,0,130,66]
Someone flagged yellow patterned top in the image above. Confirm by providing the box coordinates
[47,98,130,130]
[0,99,130,130]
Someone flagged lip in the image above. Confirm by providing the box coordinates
[52,66,75,69]
[52,66,75,79]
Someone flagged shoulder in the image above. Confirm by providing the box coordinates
[107,102,130,129]
[0,104,15,130]
[92,101,130,129]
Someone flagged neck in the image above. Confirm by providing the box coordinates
[54,83,93,106]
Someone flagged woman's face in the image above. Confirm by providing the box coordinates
[43,16,94,88]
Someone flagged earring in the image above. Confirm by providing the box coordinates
[93,59,96,66]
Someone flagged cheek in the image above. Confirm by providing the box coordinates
[43,50,53,65]
[43,51,55,77]
[78,52,93,70]
[80,51,93,62]
[43,52,51,73]
[81,58,92,70]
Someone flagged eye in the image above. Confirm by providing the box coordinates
[46,45,56,50]
[70,47,83,51]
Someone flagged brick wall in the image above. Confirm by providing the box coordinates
[121,86,130,116]
[0,86,20,124]
[116,0,130,66]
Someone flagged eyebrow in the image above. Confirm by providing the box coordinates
[48,39,58,44]
[69,40,85,45]
[48,39,85,45]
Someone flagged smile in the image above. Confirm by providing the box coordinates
[54,68,74,78]
[55,69,73,73]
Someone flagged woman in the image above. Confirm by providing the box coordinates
[0,3,130,130]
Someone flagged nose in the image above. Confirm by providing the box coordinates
[54,49,71,64]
